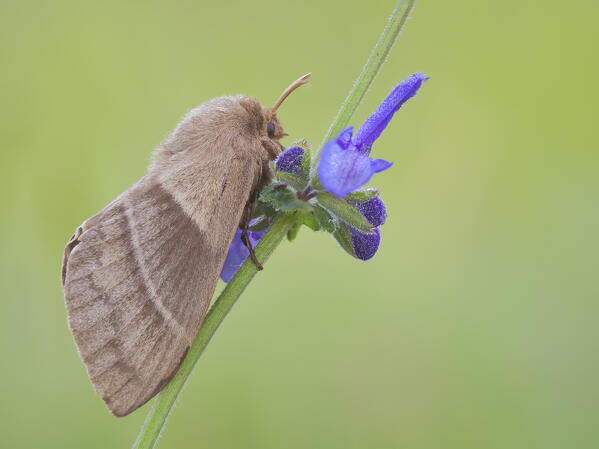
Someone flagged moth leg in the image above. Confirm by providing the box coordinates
[239,181,264,271]
[241,222,263,271]
[240,197,263,271]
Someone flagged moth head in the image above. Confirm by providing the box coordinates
[261,73,311,141]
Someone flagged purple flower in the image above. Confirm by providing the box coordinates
[275,146,304,174]
[349,227,380,261]
[318,73,427,198]
[352,196,387,227]
[220,229,265,282]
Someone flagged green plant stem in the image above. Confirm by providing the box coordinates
[132,213,296,449]
[132,2,416,447]
[318,0,416,154]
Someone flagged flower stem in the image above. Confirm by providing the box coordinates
[132,2,416,447]
[318,0,416,153]
[132,213,296,449]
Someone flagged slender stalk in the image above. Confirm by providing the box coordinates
[132,213,296,449]
[318,0,416,154]
[132,2,416,447]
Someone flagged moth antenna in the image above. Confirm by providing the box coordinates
[271,73,311,113]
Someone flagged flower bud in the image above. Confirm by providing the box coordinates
[351,196,387,227]
[349,227,381,261]
[333,222,381,261]
[275,146,304,174]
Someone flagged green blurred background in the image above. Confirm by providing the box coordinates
[1,0,598,448]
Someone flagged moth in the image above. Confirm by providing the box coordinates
[61,73,310,417]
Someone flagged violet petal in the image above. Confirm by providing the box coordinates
[336,126,354,149]
[318,140,392,198]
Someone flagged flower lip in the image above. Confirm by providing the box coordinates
[353,72,428,154]
[318,138,392,198]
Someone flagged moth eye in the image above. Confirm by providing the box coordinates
[267,122,275,138]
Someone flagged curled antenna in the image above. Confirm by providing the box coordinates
[272,73,311,113]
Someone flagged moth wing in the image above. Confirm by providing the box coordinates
[62,153,260,417]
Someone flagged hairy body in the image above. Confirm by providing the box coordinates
[61,88,297,416]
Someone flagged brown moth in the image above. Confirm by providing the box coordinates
[61,73,311,417]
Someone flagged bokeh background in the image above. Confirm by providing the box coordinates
[1,0,598,448]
